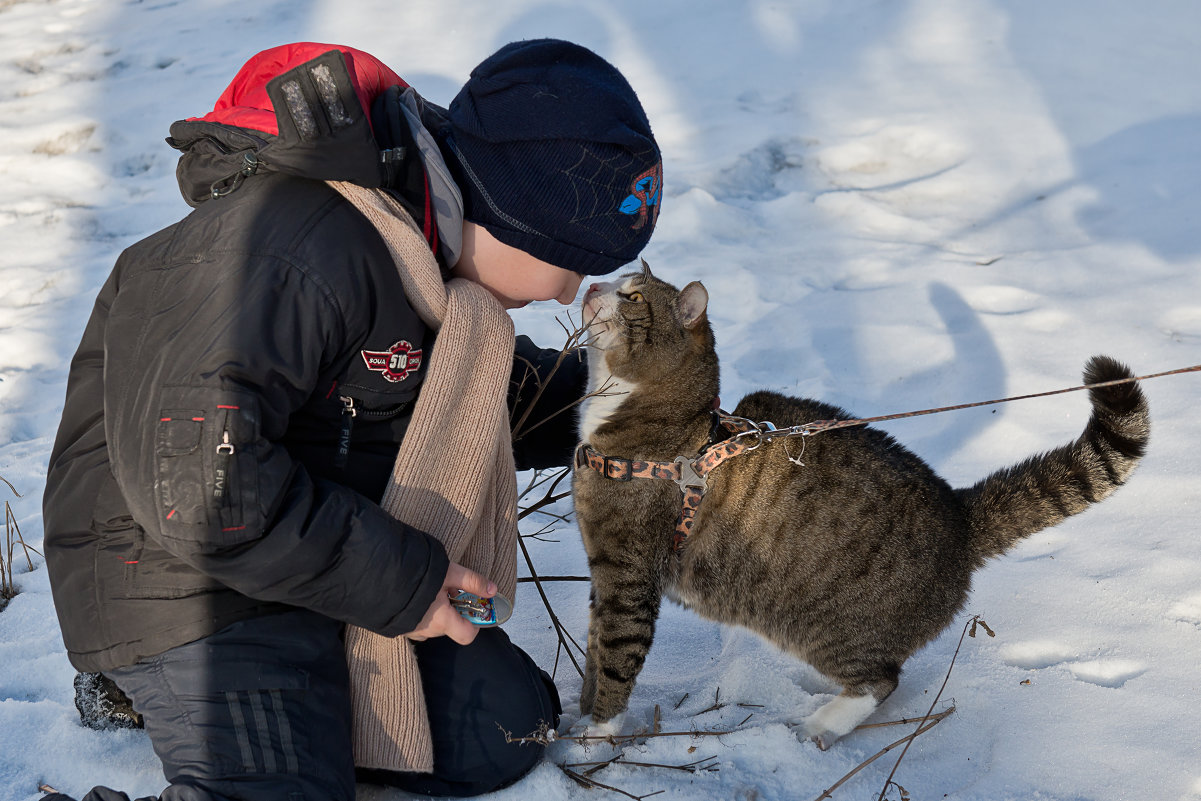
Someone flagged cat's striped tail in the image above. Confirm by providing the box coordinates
[957,355,1150,564]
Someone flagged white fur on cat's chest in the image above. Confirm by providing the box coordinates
[578,334,635,444]
[578,277,641,444]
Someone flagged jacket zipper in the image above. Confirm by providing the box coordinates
[336,395,411,469]
[214,416,235,502]
[213,410,240,531]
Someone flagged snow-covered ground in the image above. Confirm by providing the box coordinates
[2,1,1199,799]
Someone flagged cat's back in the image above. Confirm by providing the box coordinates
[680,388,975,646]
[730,389,946,485]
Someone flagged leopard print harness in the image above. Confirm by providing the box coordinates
[574,412,761,551]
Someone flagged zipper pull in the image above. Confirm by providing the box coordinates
[214,429,235,500]
[336,396,356,469]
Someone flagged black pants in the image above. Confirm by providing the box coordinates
[54,610,560,801]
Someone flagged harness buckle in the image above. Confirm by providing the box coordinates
[603,455,633,481]
[672,456,706,492]
[732,428,765,452]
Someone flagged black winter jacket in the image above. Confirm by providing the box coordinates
[42,46,585,674]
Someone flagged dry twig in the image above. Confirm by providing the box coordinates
[810,707,956,801]
[873,615,990,801]
[503,721,748,748]
[517,467,573,522]
[0,475,20,497]
[515,469,588,678]
[565,754,720,776]
[514,467,588,676]
[517,575,589,583]
[694,687,727,716]
[559,763,665,800]
[511,309,625,443]
[3,478,39,604]
[558,753,719,801]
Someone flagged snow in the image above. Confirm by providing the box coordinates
[2,1,1199,799]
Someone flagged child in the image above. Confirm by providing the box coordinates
[43,38,661,800]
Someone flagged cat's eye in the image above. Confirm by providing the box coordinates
[624,291,645,303]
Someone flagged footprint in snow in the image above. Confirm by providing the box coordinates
[1001,640,1146,688]
[1169,592,1201,629]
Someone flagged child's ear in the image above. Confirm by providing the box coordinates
[676,282,708,328]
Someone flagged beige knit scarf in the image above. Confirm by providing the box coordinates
[328,181,519,774]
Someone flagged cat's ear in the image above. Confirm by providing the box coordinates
[676,282,709,328]
[640,258,653,278]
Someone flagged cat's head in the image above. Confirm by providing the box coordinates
[581,260,714,386]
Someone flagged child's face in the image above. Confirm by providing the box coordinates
[454,223,585,309]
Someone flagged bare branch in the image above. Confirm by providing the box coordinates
[518,468,562,501]
[517,467,572,521]
[517,533,586,677]
[517,575,589,583]
[8,503,39,566]
[874,615,987,801]
[510,313,592,442]
[559,764,665,800]
[504,722,747,747]
[694,687,727,716]
[519,519,560,542]
[508,308,626,444]
[565,754,720,775]
[811,706,956,801]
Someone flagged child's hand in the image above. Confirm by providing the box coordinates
[406,562,498,645]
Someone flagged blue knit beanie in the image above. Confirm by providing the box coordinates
[444,39,662,276]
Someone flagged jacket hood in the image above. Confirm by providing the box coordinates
[167,43,405,206]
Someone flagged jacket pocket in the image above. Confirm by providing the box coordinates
[156,386,261,548]
[95,523,225,600]
[156,404,208,529]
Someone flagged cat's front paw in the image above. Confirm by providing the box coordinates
[799,692,880,750]
[578,711,628,740]
[798,715,844,751]
[801,726,838,752]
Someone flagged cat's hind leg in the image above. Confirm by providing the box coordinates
[801,672,898,750]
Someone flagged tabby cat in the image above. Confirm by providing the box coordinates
[572,263,1149,749]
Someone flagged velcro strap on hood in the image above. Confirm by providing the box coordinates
[169,44,408,204]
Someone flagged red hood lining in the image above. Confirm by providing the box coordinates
[189,42,406,137]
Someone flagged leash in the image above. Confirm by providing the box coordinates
[723,362,1201,447]
[576,362,1201,550]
